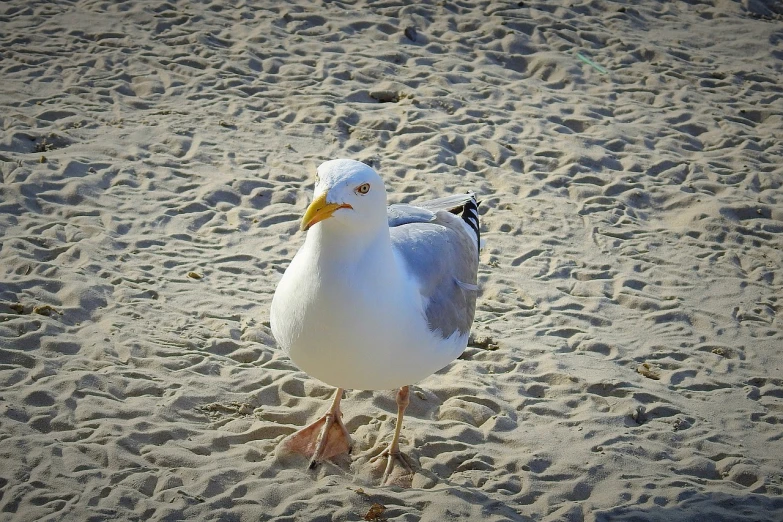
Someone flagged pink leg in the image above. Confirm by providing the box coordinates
[281,388,352,468]
[371,386,414,485]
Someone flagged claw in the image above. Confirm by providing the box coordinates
[371,447,414,486]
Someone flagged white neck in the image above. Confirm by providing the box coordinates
[304,221,400,281]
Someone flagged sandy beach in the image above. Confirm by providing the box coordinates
[1,0,782,520]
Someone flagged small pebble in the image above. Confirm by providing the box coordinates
[637,362,660,380]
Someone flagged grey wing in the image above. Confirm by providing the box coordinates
[414,192,476,213]
[387,204,436,227]
[387,191,476,227]
[390,210,478,340]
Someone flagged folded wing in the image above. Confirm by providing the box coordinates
[387,193,480,340]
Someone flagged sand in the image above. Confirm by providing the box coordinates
[1,0,783,520]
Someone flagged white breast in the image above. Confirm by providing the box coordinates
[271,234,466,390]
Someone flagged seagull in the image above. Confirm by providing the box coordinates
[270,158,480,485]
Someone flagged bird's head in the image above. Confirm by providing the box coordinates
[301,159,387,233]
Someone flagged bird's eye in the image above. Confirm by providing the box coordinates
[314,174,320,184]
[355,183,370,195]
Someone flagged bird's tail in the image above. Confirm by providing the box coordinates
[417,191,481,251]
[459,193,481,250]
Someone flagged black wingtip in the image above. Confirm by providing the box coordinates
[460,194,480,246]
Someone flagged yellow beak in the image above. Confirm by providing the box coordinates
[301,193,352,231]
